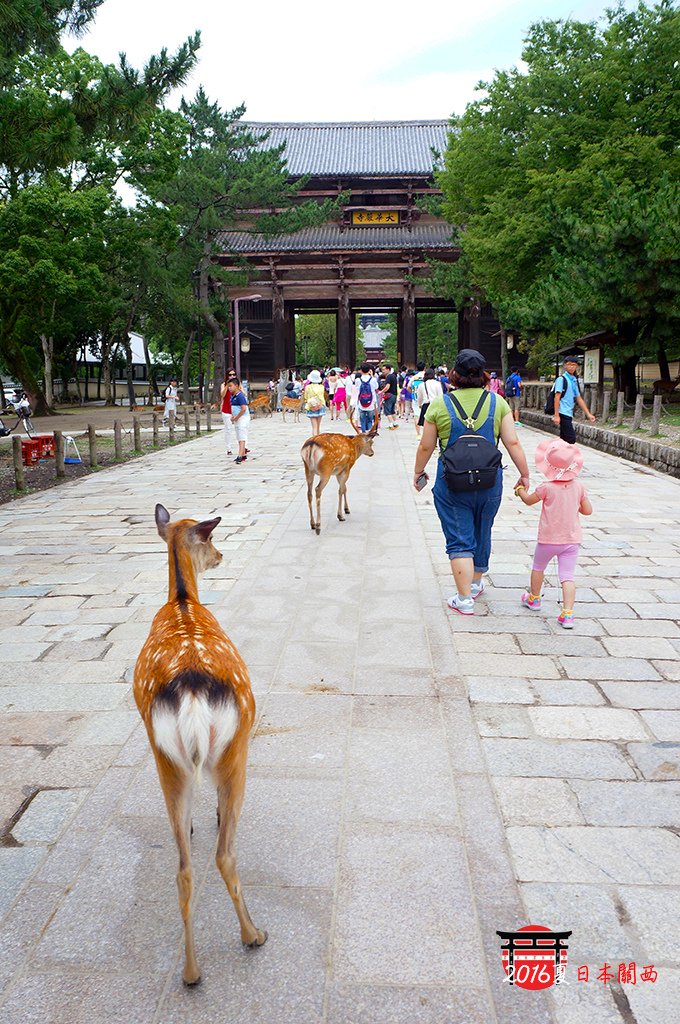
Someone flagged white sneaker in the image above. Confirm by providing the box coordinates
[470,580,485,600]
[447,593,474,615]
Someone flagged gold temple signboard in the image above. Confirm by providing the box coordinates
[351,210,400,226]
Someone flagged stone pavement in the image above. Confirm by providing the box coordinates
[0,416,678,1024]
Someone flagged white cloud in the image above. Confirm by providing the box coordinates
[67,0,508,120]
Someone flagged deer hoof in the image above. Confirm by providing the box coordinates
[244,929,268,949]
[315,526,321,535]
[183,969,202,987]
[337,514,345,522]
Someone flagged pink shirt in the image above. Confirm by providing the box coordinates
[535,479,587,544]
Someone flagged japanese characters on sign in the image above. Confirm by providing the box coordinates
[351,210,400,225]
[497,925,659,992]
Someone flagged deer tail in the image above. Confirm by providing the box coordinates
[151,677,239,776]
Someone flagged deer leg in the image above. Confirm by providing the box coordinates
[304,466,316,531]
[215,759,267,949]
[314,476,329,535]
[339,471,350,515]
[157,761,201,985]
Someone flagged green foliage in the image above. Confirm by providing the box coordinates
[294,314,336,367]
[437,0,680,379]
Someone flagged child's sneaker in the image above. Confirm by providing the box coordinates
[521,591,542,610]
[447,593,474,615]
[470,580,485,599]
[558,609,574,629]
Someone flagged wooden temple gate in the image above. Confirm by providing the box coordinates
[216,122,504,379]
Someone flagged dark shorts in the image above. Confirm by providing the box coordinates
[559,415,576,444]
[383,395,396,416]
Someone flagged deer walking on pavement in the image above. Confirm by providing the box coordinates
[301,412,378,534]
[133,505,266,986]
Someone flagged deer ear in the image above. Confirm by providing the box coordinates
[155,504,171,540]
[191,517,221,543]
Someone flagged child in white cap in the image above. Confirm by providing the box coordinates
[515,438,592,628]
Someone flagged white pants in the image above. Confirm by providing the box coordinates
[233,413,250,443]
[222,411,233,451]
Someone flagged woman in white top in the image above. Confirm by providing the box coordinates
[416,369,443,428]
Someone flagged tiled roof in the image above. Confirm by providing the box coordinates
[246,121,450,177]
[217,223,456,255]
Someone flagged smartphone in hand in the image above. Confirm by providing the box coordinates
[415,472,429,492]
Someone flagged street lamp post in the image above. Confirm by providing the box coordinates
[233,294,262,380]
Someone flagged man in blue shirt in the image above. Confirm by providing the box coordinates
[552,354,596,443]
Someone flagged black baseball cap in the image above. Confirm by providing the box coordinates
[454,349,486,374]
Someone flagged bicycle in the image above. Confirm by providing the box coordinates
[0,394,35,438]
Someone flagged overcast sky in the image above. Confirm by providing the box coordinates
[67,0,617,122]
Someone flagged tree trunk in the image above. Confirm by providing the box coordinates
[1,339,51,416]
[499,326,509,385]
[182,331,195,409]
[142,334,158,399]
[657,342,670,382]
[121,334,136,409]
[616,355,639,404]
[101,339,114,404]
[40,334,55,408]
[199,250,225,403]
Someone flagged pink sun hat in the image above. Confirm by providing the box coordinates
[535,438,584,481]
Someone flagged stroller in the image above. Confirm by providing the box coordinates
[0,393,35,438]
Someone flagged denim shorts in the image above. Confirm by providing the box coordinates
[383,395,396,416]
[432,460,503,571]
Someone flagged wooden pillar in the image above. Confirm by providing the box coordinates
[337,290,353,369]
[615,392,625,426]
[459,300,481,350]
[88,424,98,468]
[399,283,417,367]
[284,305,296,368]
[114,420,123,460]
[272,288,286,371]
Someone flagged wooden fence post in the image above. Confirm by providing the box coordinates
[650,394,663,435]
[206,405,212,432]
[54,430,65,478]
[133,416,141,452]
[88,424,98,468]
[152,413,159,447]
[169,418,175,444]
[114,420,123,461]
[12,436,26,491]
[184,409,190,438]
[632,394,644,430]
[615,392,624,427]
[601,390,612,424]
[195,406,201,435]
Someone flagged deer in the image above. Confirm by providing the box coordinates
[133,504,266,987]
[300,410,378,534]
[249,393,273,417]
[281,395,303,422]
[653,374,680,397]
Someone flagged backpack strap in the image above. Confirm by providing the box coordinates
[446,390,491,429]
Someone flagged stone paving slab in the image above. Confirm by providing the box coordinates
[0,417,678,1022]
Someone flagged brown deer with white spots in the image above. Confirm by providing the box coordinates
[133,504,266,986]
[300,411,378,534]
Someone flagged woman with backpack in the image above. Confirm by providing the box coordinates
[412,349,530,615]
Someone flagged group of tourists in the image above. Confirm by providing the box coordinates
[413,349,593,628]
[216,348,595,626]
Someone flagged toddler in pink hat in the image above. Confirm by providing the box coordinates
[515,438,592,628]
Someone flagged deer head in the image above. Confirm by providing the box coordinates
[155,504,223,575]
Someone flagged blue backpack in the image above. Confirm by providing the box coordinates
[505,373,519,397]
[358,378,373,408]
